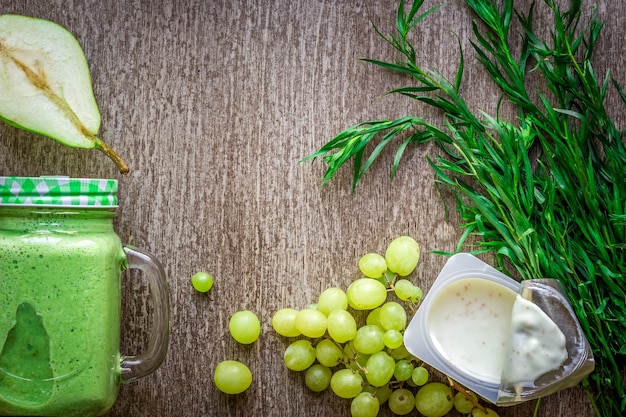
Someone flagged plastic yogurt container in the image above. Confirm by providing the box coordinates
[404,253,595,405]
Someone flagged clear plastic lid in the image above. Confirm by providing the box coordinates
[497,279,595,404]
[0,176,118,207]
[403,253,594,405]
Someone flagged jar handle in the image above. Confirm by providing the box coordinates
[120,245,170,383]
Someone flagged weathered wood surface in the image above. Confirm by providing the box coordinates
[1,0,623,416]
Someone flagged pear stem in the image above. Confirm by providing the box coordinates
[95,137,129,174]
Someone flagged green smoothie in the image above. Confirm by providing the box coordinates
[0,207,126,416]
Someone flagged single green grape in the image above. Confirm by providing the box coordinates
[316,338,344,367]
[347,278,387,310]
[304,364,332,392]
[378,301,407,331]
[366,307,382,327]
[191,271,214,293]
[318,287,348,316]
[353,324,385,354]
[393,279,415,301]
[271,308,301,337]
[383,329,403,349]
[411,285,423,302]
[294,308,327,338]
[385,236,420,276]
[454,391,477,414]
[229,310,261,344]
[213,360,252,394]
[415,382,454,417]
[350,391,380,417]
[364,351,395,387]
[327,309,357,343]
[393,359,414,382]
[388,388,415,415]
[330,368,363,399]
[358,253,387,278]
[389,345,411,360]
[411,366,429,386]
[471,407,500,417]
[283,339,316,371]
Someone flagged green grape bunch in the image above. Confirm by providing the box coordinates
[271,236,498,417]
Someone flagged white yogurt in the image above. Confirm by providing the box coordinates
[503,295,568,384]
[427,277,518,383]
[427,277,568,385]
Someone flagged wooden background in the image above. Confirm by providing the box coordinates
[1,0,623,416]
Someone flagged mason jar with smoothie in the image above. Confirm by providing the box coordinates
[0,176,169,417]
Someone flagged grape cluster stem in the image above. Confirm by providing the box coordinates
[447,376,487,414]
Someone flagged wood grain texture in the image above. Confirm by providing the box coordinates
[1,0,623,416]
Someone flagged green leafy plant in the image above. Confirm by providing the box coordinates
[304,0,626,415]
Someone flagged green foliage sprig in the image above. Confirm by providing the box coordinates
[303,0,626,415]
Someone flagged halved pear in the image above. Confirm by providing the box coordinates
[0,14,128,173]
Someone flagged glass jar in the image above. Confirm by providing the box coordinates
[0,176,169,417]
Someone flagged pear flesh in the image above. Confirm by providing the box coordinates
[0,14,128,173]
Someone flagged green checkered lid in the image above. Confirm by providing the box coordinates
[0,176,118,207]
